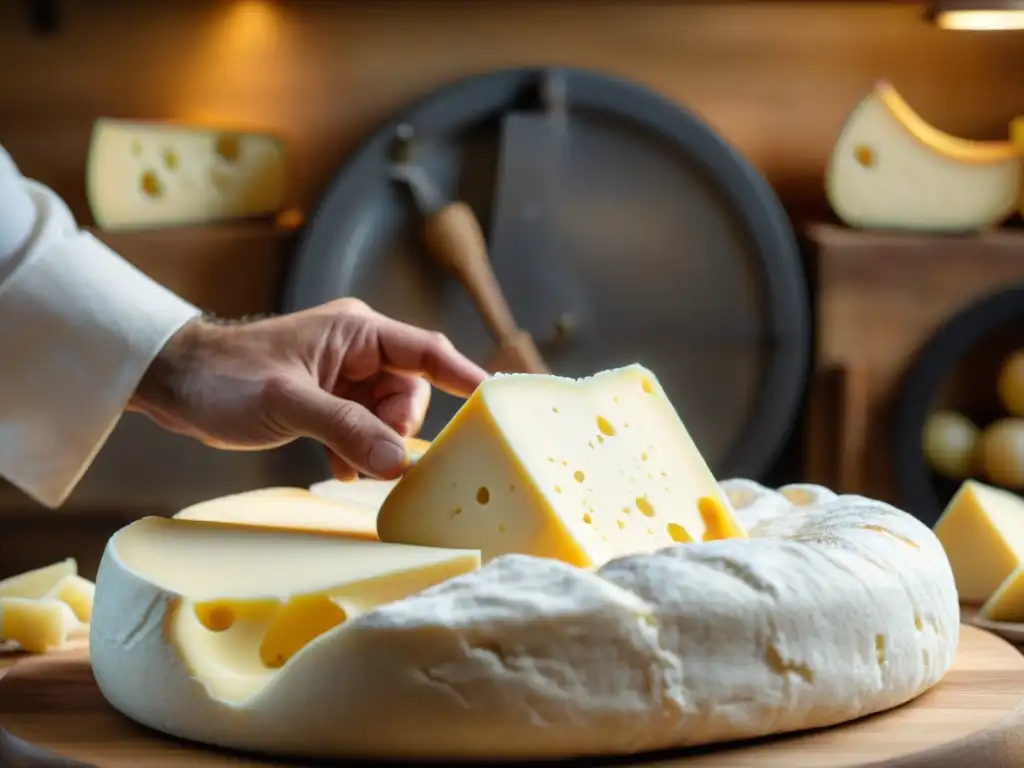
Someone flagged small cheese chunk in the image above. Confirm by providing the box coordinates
[107,517,480,702]
[934,480,1024,602]
[174,488,378,540]
[0,558,76,600]
[43,574,96,624]
[979,564,1024,621]
[0,597,81,653]
[377,364,744,567]
[86,118,286,231]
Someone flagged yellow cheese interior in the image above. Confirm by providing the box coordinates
[174,487,379,540]
[935,480,1024,603]
[378,364,745,567]
[113,517,480,703]
[86,118,286,230]
[0,598,81,654]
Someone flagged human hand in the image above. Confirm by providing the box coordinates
[128,298,488,482]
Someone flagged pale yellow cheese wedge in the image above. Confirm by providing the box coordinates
[43,574,96,624]
[979,564,1024,621]
[378,364,745,566]
[0,558,76,600]
[174,488,379,541]
[86,118,286,231]
[934,480,1024,603]
[827,81,1021,232]
[93,517,480,703]
[0,597,82,653]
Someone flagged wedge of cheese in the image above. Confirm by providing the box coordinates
[826,81,1021,232]
[376,364,745,566]
[174,488,379,541]
[91,517,480,708]
[934,480,1024,603]
[86,118,286,231]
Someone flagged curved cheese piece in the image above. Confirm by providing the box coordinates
[174,487,379,541]
[378,365,745,566]
[826,81,1021,232]
[90,487,958,761]
[86,118,286,231]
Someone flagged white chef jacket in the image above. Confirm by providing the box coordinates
[0,145,201,508]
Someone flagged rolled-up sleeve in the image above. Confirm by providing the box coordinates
[0,144,201,508]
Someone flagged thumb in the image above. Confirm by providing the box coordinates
[270,380,409,480]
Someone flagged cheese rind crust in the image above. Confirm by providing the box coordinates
[90,482,959,760]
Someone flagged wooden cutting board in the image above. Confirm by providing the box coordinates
[1,625,1023,768]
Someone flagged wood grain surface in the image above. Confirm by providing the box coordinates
[0,625,1022,767]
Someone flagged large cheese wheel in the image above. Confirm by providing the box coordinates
[89,481,958,760]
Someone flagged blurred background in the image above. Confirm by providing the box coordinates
[3,0,1024,578]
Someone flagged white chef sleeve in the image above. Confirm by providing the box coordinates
[0,145,202,508]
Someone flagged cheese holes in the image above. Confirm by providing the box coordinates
[666,522,693,543]
[573,470,585,483]
[162,149,179,171]
[552,407,560,414]
[582,513,593,524]
[854,143,876,168]
[641,377,654,394]
[140,170,163,198]
[636,497,655,517]
[699,496,744,541]
[195,604,236,632]
[476,487,490,505]
[215,133,241,163]
[597,416,616,436]
[875,634,887,666]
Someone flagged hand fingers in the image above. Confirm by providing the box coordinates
[269,378,410,480]
[371,372,431,436]
[369,315,488,399]
[325,445,359,483]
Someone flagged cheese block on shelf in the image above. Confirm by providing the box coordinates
[826,81,1021,232]
[86,118,286,231]
[89,483,959,760]
[174,488,379,541]
[90,518,481,708]
[934,480,1024,603]
[377,364,745,566]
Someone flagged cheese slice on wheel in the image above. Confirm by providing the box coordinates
[174,487,379,540]
[377,364,745,566]
[89,484,959,761]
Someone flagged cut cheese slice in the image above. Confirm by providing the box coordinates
[377,364,745,566]
[0,558,76,600]
[934,480,1024,603]
[979,564,1024,621]
[174,488,378,540]
[0,597,82,653]
[86,118,286,231]
[826,81,1021,232]
[90,517,480,706]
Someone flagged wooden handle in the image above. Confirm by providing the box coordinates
[421,201,519,342]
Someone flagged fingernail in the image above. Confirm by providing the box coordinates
[369,440,407,476]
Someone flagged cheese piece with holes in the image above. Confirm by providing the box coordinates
[826,80,1021,232]
[89,486,958,760]
[377,364,744,566]
[174,487,379,540]
[0,558,76,599]
[90,517,480,714]
[86,118,286,231]
[934,480,1024,603]
[0,597,83,653]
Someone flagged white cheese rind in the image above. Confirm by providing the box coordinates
[89,486,959,760]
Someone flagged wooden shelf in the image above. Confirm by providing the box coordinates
[803,224,1024,505]
[87,221,299,318]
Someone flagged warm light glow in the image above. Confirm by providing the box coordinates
[221,0,282,52]
[936,9,1024,29]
